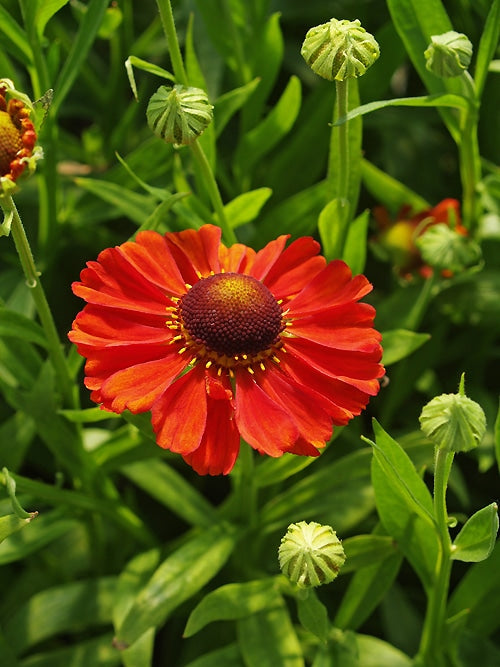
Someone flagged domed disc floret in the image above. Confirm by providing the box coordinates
[179,273,284,359]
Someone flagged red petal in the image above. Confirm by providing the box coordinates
[263,237,325,300]
[234,370,299,456]
[254,366,331,449]
[151,364,207,455]
[278,352,378,420]
[288,261,373,317]
[69,306,170,348]
[286,336,384,382]
[183,395,240,475]
[99,353,187,413]
[218,242,256,274]
[164,225,222,281]
[290,303,381,352]
[118,231,187,295]
[249,235,289,282]
[72,246,173,316]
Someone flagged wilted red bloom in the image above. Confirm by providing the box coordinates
[69,225,384,475]
[0,83,37,185]
[373,198,465,278]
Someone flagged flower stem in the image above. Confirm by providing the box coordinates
[457,72,480,231]
[156,0,188,86]
[330,79,350,207]
[417,446,454,664]
[3,196,75,409]
[190,140,238,246]
[155,0,237,246]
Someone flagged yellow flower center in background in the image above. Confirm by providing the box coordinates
[0,110,22,175]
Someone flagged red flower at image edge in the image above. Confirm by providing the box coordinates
[69,225,384,475]
[374,198,465,278]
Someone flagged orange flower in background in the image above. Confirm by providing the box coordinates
[69,225,384,475]
[373,198,465,278]
[0,81,38,189]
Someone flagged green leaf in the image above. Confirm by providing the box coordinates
[495,399,500,474]
[113,548,162,629]
[120,629,155,667]
[235,76,301,177]
[237,595,304,667]
[448,541,500,636]
[356,633,413,666]
[318,199,349,262]
[58,407,121,423]
[121,459,218,528]
[341,209,369,275]
[336,93,470,126]
[0,510,80,565]
[0,513,36,543]
[223,188,272,228]
[334,526,403,630]
[473,0,500,97]
[297,590,329,643]
[366,421,438,590]
[115,524,237,647]
[452,502,499,562]
[11,633,119,667]
[260,449,375,535]
[184,579,281,637]
[0,4,32,62]
[52,0,110,114]
[184,643,243,667]
[341,535,399,574]
[34,0,69,37]
[74,178,157,225]
[243,12,284,129]
[4,578,116,656]
[214,79,261,137]
[255,451,320,488]
[381,330,431,366]
[361,159,429,214]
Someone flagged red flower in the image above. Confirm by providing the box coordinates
[69,225,384,475]
[373,198,465,278]
[0,82,38,187]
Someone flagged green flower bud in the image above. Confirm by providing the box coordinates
[278,521,346,588]
[419,378,486,453]
[301,18,380,81]
[416,223,482,273]
[424,31,473,78]
[147,85,213,146]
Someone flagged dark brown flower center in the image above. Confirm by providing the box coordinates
[180,273,283,357]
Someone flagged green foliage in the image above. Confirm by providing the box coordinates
[0,0,498,665]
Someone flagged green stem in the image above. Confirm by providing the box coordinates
[3,196,75,409]
[330,79,350,206]
[458,72,480,231]
[190,140,238,245]
[155,0,236,246]
[156,0,188,85]
[417,447,454,664]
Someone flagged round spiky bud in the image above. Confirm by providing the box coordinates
[425,31,473,78]
[416,223,481,273]
[301,18,380,81]
[147,85,213,146]
[419,377,486,453]
[278,521,346,588]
